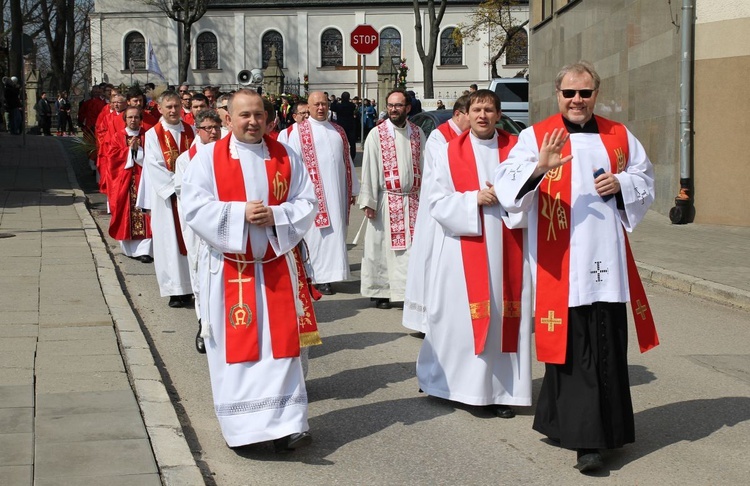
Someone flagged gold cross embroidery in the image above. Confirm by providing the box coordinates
[227,256,253,328]
[540,310,562,332]
[635,299,648,320]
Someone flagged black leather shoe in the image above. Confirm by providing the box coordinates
[375,298,391,309]
[575,449,603,473]
[316,283,335,295]
[137,255,153,263]
[490,405,516,419]
[168,296,185,308]
[273,431,312,453]
[195,319,206,354]
[180,294,193,304]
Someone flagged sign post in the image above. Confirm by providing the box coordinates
[350,24,379,148]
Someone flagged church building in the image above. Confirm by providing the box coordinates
[89,0,530,104]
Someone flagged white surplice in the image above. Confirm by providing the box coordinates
[119,127,153,258]
[403,120,462,332]
[181,135,317,447]
[416,132,533,407]
[284,118,360,283]
[142,120,193,296]
[358,119,425,301]
[494,124,655,306]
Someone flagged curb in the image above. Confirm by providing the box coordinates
[637,261,750,311]
[62,145,205,486]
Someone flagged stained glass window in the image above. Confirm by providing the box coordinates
[262,30,284,69]
[378,27,401,69]
[440,27,462,66]
[321,28,343,67]
[196,32,218,70]
[125,32,145,70]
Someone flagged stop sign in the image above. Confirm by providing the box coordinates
[350,24,379,55]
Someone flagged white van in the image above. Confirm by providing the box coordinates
[487,78,529,128]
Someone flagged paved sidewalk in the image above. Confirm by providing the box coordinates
[0,133,202,485]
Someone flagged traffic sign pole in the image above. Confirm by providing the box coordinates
[350,25,379,150]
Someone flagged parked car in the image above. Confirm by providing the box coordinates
[410,109,523,138]
[488,77,529,128]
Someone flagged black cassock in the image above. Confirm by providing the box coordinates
[533,302,635,450]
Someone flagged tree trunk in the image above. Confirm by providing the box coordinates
[9,0,23,78]
[423,55,436,98]
[180,22,192,84]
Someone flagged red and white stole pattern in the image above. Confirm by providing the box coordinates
[437,120,461,143]
[533,114,659,364]
[377,120,422,249]
[447,130,523,355]
[155,121,194,255]
[213,135,320,363]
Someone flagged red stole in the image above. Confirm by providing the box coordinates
[213,135,320,364]
[154,121,194,256]
[533,114,659,364]
[377,121,422,249]
[436,120,461,143]
[447,130,523,355]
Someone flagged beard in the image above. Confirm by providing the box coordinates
[388,111,408,127]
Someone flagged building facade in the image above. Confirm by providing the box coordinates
[528,0,750,226]
[90,0,530,106]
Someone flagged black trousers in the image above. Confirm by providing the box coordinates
[40,115,52,135]
[533,302,635,450]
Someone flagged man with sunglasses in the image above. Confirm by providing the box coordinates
[495,61,658,473]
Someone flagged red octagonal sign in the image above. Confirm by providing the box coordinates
[350,24,379,55]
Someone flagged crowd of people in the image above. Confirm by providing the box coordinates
[78,60,659,473]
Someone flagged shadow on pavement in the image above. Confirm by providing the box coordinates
[611,396,750,470]
[231,396,455,464]
[307,361,415,401]
[309,331,405,358]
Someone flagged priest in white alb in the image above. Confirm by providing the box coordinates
[494,62,659,473]
[181,89,320,452]
[359,89,425,309]
[142,90,195,308]
[416,90,532,418]
[282,91,358,295]
[403,95,470,333]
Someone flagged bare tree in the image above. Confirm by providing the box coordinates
[412,0,447,99]
[455,0,529,78]
[142,0,209,84]
[38,0,77,93]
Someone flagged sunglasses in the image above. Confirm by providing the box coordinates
[559,89,596,99]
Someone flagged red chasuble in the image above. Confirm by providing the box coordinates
[447,129,524,355]
[533,114,659,364]
[213,135,321,364]
[154,121,194,256]
[107,128,151,241]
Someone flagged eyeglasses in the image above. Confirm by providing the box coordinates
[197,125,221,132]
[387,103,407,109]
[296,111,310,116]
[559,89,596,99]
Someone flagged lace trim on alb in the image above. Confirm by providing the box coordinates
[215,393,308,416]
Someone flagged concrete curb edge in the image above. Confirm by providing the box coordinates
[61,144,205,486]
[636,261,750,311]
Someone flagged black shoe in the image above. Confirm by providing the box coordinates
[180,294,193,304]
[375,298,391,309]
[137,255,153,263]
[168,296,185,308]
[273,431,312,453]
[316,283,335,295]
[575,449,603,473]
[195,319,206,354]
[489,405,516,419]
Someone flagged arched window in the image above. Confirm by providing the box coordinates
[321,28,343,67]
[506,28,529,65]
[196,32,218,70]
[378,27,401,68]
[124,32,145,70]
[262,30,284,69]
[440,27,462,66]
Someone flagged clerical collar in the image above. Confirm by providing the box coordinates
[125,127,140,136]
[309,117,326,126]
[562,115,599,133]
